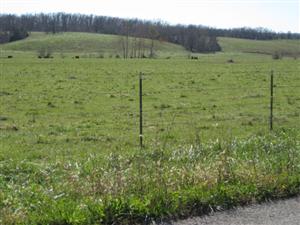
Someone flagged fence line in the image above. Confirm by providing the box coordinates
[141,70,300,76]
[7,69,298,147]
[136,69,300,147]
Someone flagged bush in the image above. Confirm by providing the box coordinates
[97,53,104,58]
[272,51,282,60]
[149,52,157,59]
[37,47,53,58]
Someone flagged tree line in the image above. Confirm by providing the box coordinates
[210,27,300,40]
[0,13,221,53]
[1,13,299,53]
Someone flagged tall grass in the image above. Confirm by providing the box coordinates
[1,129,299,224]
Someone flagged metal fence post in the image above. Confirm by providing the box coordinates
[270,70,274,131]
[139,72,143,148]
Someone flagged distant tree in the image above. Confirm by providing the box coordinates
[149,26,159,58]
[137,38,146,58]
[9,28,29,42]
[118,36,127,59]
[121,21,130,59]
[130,37,137,58]
[0,31,10,43]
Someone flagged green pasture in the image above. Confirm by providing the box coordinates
[0,35,300,224]
[218,37,300,57]
[1,56,299,159]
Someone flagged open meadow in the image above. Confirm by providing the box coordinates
[0,33,300,224]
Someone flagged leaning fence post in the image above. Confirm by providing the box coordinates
[270,70,274,131]
[139,72,143,148]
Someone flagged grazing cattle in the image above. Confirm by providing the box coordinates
[227,59,234,63]
[7,55,13,58]
[191,56,198,60]
[75,56,80,59]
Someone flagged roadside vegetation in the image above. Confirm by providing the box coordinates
[1,130,299,224]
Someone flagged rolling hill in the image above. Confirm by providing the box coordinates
[218,37,300,57]
[0,32,189,58]
[1,32,300,58]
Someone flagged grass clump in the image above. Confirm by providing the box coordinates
[37,46,53,58]
[1,129,299,224]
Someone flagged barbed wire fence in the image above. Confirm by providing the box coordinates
[134,70,300,148]
[14,69,299,148]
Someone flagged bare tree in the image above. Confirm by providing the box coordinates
[118,36,126,59]
[149,26,159,58]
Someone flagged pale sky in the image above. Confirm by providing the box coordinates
[1,0,299,33]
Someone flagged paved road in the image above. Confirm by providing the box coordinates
[160,196,300,225]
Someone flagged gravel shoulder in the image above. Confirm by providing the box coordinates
[159,196,300,225]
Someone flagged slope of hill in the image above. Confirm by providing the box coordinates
[2,32,300,59]
[218,37,300,57]
[0,32,189,57]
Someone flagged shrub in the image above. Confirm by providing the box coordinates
[149,52,157,59]
[98,53,104,58]
[37,47,53,58]
[60,52,65,58]
[272,51,282,60]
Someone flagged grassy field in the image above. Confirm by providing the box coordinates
[1,35,300,224]
[2,32,300,59]
[218,37,300,57]
[0,32,189,58]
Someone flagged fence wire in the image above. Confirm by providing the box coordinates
[4,69,299,147]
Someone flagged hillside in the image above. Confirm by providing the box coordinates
[218,37,300,57]
[2,32,300,58]
[0,32,189,57]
